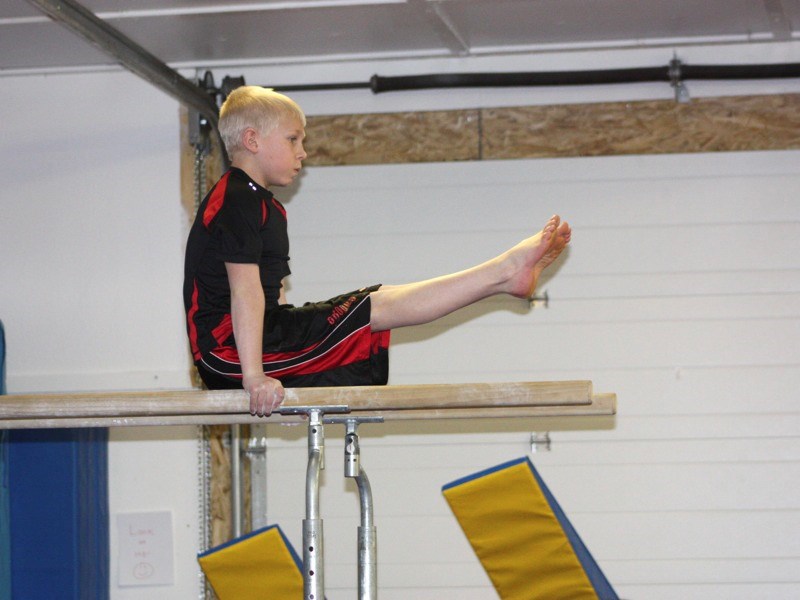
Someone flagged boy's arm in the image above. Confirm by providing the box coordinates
[225,262,285,416]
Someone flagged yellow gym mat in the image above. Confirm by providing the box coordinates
[443,457,617,600]
[198,524,303,599]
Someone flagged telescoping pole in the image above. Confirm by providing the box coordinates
[279,404,349,600]
[339,417,383,600]
[303,409,325,599]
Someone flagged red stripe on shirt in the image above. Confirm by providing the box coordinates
[187,281,202,360]
[272,198,287,220]
[211,314,233,346]
[202,172,230,229]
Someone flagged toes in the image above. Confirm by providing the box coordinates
[544,217,559,237]
[555,221,571,242]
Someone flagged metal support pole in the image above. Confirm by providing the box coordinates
[330,416,383,600]
[230,424,242,538]
[245,424,269,531]
[279,404,348,600]
[354,470,376,599]
[303,409,324,600]
[345,420,378,600]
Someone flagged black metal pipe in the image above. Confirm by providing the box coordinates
[680,62,800,80]
[269,81,372,93]
[270,62,800,95]
[370,67,669,92]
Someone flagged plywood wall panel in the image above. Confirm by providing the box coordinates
[301,94,800,166]
[482,94,800,159]
[305,110,480,165]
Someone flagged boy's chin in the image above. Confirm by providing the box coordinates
[275,176,297,187]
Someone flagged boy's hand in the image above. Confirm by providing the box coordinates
[243,373,285,417]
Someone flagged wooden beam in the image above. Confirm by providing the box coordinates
[0,394,615,429]
[0,381,609,428]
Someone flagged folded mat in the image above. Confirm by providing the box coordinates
[443,457,617,600]
[198,524,303,599]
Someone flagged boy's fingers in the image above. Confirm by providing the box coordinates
[249,382,284,417]
[266,388,284,416]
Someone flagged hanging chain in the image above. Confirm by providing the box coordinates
[197,425,213,600]
[193,145,208,215]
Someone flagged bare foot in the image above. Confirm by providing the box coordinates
[501,215,571,299]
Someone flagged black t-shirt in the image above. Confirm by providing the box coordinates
[183,168,290,361]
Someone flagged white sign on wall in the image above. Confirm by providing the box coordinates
[116,511,175,587]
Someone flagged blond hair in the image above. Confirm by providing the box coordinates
[219,86,306,156]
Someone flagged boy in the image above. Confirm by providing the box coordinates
[183,87,571,417]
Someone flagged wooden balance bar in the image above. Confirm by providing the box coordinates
[0,381,615,429]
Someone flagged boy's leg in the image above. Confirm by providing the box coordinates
[370,215,571,332]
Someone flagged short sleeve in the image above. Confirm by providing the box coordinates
[213,197,262,263]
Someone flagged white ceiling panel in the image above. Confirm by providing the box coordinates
[1,0,797,73]
[106,5,445,64]
[442,0,782,50]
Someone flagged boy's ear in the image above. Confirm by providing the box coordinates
[241,127,260,153]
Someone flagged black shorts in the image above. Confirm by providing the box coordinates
[196,285,390,389]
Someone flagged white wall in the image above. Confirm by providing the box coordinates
[0,71,201,599]
[1,40,799,599]
[263,152,800,600]
[0,71,190,390]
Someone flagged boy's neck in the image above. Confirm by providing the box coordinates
[230,157,268,189]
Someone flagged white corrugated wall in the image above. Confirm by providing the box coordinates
[265,151,800,599]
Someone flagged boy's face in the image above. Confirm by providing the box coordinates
[254,116,307,188]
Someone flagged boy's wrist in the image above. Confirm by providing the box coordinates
[242,371,267,381]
